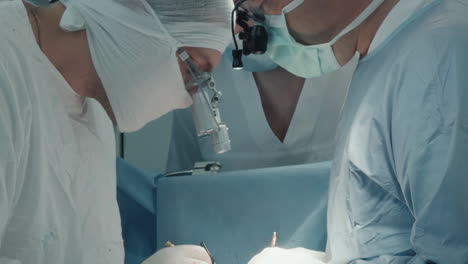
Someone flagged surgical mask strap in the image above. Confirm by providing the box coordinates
[329,0,384,45]
[278,0,384,46]
[283,0,304,13]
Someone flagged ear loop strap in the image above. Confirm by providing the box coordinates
[283,0,304,13]
[280,0,384,46]
[329,0,385,45]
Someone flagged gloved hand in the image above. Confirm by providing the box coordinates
[248,247,326,264]
[142,245,212,264]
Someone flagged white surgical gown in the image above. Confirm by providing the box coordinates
[327,0,468,263]
[166,53,358,172]
[0,1,124,263]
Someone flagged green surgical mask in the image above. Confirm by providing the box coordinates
[264,0,384,78]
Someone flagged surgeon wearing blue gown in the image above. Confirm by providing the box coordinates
[221,0,468,263]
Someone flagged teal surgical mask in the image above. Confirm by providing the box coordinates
[264,0,384,78]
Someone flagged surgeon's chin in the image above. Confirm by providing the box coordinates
[105,107,117,125]
[181,47,222,73]
[93,84,117,125]
[101,100,117,125]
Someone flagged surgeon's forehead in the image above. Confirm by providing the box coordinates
[238,0,295,15]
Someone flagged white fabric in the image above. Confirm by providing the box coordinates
[142,245,212,264]
[59,0,232,132]
[59,0,190,132]
[248,247,326,264]
[0,1,124,263]
[166,52,359,172]
[146,0,233,52]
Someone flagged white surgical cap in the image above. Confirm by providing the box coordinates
[60,0,233,52]
[57,0,233,132]
[146,0,234,52]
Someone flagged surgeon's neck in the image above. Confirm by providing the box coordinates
[26,2,102,98]
[333,0,400,65]
[25,1,116,122]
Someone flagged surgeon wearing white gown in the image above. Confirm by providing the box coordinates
[0,0,233,263]
[167,45,358,172]
[239,0,468,263]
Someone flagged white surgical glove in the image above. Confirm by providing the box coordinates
[248,247,326,264]
[142,245,212,264]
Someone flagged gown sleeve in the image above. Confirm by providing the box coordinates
[0,61,28,264]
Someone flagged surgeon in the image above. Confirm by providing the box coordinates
[0,0,233,263]
[149,0,468,263]
[238,0,468,263]
[166,40,358,172]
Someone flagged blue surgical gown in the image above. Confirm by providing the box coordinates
[326,0,468,263]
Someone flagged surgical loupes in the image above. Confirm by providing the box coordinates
[177,49,231,154]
